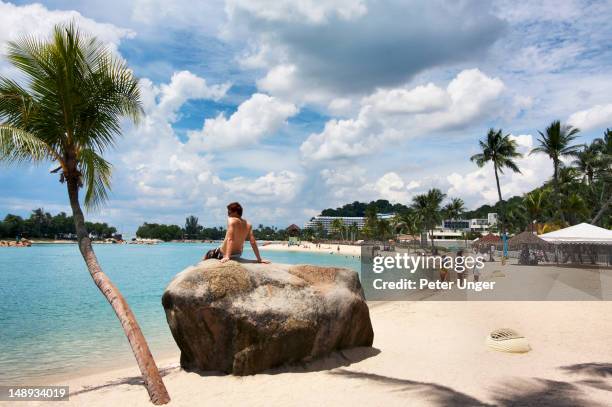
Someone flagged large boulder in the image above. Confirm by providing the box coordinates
[162,259,374,375]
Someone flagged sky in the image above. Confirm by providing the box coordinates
[1,0,611,234]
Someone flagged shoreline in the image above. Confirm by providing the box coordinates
[260,242,362,257]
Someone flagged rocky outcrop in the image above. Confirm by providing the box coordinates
[162,260,373,375]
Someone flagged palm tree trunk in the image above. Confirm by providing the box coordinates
[66,177,170,405]
[591,194,611,225]
[494,166,506,237]
[553,159,566,223]
[429,226,435,251]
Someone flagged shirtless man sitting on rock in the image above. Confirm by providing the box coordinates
[204,202,269,263]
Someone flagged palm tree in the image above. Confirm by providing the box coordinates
[561,193,589,225]
[523,189,549,224]
[0,24,170,404]
[589,129,611,225]
[573,145,598,185]
[184,215,201,239]
[530,120,581,222]
[390,214,406,239]
[412,188,446,250]
[347,222,359,241]
[376,218,392,240]
[330,218,345,241]
[443,198,465,222]
[470,128,522,236]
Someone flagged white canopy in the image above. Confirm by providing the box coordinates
[540,223,612,244]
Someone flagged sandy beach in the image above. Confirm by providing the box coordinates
[7,260,612,407]
[261,242,362,257]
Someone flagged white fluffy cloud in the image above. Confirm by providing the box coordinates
[0,1,132,53]
[567,104,612,131]
[446,134,551,206]
[224,171,302,203]
[154,71,229,120]
[372,172,420,203]
[187,93,297,150]
[320,168,420,204]
[363,83,451,114]
[110,73,304,225]
[301,69,506,161]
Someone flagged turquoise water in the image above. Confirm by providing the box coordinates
[0,243,359,385]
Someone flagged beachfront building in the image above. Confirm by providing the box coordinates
[432,213,498,240]
[304,214,395,233]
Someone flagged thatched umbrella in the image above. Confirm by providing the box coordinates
[286,224,301,237]
[508,231,551,264]
[508,231,550,250]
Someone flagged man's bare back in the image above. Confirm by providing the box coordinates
[220,217,250,257]
[203,202,269,263]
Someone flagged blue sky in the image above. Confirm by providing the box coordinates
[1,0,611,235]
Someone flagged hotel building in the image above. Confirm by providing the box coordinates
[304,214,395,233]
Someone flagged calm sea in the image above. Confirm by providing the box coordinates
[0,243,359,385]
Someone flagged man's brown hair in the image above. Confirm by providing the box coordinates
[227,202,243,217]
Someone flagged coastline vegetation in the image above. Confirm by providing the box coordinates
[0,209,117,239]
[135,217,290,241]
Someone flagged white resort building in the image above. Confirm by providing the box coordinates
[304,214,395,233]
[432,213,498,240]
[304,212,497,241]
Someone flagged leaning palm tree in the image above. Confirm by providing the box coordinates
[0,24,170,404]
[470,128,522,236]
[530,120,581,222]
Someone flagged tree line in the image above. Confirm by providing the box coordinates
[135,216,291,241]
[0,208,117,239]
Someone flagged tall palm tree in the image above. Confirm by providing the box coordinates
[530,120,581,222]
[0,24,170,404]
[470,128,522,236]
[412,188,446,250]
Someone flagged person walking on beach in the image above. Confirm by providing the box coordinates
[456,250,466,283]
[204,202,269,263]
[439,255,450,282]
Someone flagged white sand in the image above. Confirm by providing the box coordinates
[7,262,612,406]
[260,242,362,256]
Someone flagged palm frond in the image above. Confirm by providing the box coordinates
[0,125,53,163]
[79,148,112,210]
